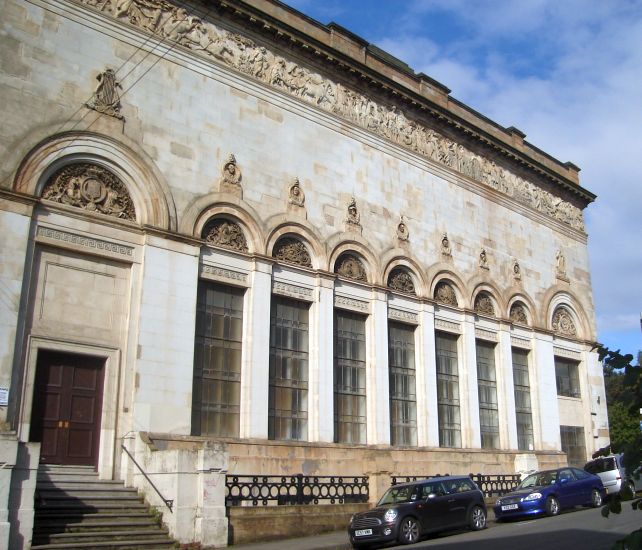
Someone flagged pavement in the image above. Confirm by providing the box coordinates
[231,508,499,550]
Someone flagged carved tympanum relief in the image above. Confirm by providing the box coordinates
[474,292,495,317]
[85,68,125,120]
[434,281,458,307]
[510,302,529,325]
[273,237,312,267]
[552,306,577,337]
[80,0,586,232]
[41,163,136,220]
[335,254,367,282]
[387,268,416,295]
[203,219,248,252]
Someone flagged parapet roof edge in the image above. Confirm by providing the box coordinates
[218,0,596,204]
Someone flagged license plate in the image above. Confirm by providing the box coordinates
[355,529,373,537]
[502,504,519,511]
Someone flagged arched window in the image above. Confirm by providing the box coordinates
[509,302,529,325]
[552,306,577,337]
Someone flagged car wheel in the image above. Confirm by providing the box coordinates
[591,489,603,508]
[545,496,560,516]
[469,505,487,530]
[397,516,420,545]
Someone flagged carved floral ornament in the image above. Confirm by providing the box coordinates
[335,254,368,282]
[510,302,529,325]
[273,237,312,268]
[552,306,578,337]
[434,281,458,307]
[387,268,416,295]
[474,292,496,317]
[41,163,136,221]
[202,219,248,252]
[79,0,586,232]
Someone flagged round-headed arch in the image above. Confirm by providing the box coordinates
[13,131,176,230]
[544,290,591,340]
[266,220,325,270]
[328,236,379,285]
[429,267,467,308]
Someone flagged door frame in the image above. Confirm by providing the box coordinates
[19,337,120,479]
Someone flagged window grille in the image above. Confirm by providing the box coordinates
[512,348,534,450]
[435,332,461,447]
[388,322,417,446]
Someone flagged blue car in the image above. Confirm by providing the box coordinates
[494,467,604,520]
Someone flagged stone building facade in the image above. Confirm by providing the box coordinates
[0,0,609,546]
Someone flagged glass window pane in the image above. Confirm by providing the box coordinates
[192,281,244,437]
[435,332,461,448]
[389,321,417,446]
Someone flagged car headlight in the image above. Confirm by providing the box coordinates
[384,509,398,522]
[523,492,542,501]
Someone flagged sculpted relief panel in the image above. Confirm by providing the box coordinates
[42,163,136,220]
[80,0,585,232]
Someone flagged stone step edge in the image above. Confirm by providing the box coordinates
[31,539,176,550]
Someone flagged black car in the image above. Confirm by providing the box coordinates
[348,475,487,548]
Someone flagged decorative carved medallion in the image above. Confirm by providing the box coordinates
[80,0,586,232]
[335,254,367,282]
[288,178,305,206]
[512,259,522,280]
[203,219,248,252]
[474,292,495,317]
[387,268,416,295]
[441,233,452,257]
[345,197,361,226]
[434,281,458,307]
[396,216,409,241]
[555,249,567,279]
[221,154,242,187]
[41,163,136,220]
[510,302,529,325]
[273,237,312,267]
[552,306,577,337]
[85,68,124,120]
[479,248,489,270]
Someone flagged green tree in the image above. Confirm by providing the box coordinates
[593,344,642,549]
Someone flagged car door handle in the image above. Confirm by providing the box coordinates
[448,498,456,503]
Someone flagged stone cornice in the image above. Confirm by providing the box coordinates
[219,0,594,204]
[68,0,590,232]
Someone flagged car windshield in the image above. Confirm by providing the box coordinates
[378,485,417,506]
[518,471,558,489]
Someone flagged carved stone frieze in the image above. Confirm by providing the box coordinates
[474,292,495,317]
[553,346,581,360]
[272,281,314,300]
[435,318,461,333]
[509,302,529,325]
[387,268,415,295]
[335,254,367,282]
[434,281,458,307]
[203,219,248,252]
[552,306,577,337]
[475,328,498,342]
[36,226,134,257]
[85,68,125,120]
[201,264,248,284]
[389,308,418,324]
[273,237,312,267]
[41,163,136,220]
[78,0,586,232]
[334,295,369,312]
[511,336,531,349]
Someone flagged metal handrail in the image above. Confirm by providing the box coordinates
[121,444,173,512]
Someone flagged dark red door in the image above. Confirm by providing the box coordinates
[30,350,105,467]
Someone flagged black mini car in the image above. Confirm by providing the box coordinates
[348,475,487,548]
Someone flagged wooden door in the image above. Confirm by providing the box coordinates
[30,350,105,467]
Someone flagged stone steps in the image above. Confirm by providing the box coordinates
[32,464,177,549]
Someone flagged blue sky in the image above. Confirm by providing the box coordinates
[286,0,642,360]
